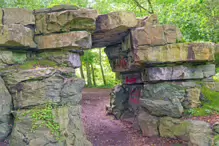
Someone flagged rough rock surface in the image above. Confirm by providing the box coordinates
[92,12,138,48]
[35,31,92,49]
[0,50,27,68]
[0,24,36,48]
[159,117,212,146]
[143,64,215,81]
[159,117,190,140]
[141,83,185,118]
[137,110,159,137]
[188,120,212,146]
[0,77,12,141]
[35,8,98,34]
[129,43,215,65]
[184,88,201,108]
[2,67,84,109]
[3,8,35,25]
[10,105,92,146]
[109,85,130,119]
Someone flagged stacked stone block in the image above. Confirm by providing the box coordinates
[0,5,98,146]
[104,15,216,145]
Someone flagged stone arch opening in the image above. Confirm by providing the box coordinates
[0,4,217,146]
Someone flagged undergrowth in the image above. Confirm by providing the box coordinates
[19,103,63,141]
[185,87,219,117]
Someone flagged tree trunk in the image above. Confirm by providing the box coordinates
[85,61,92,87]
[99,49,107,85]
[80,65,85,79]
[91,63,96,86]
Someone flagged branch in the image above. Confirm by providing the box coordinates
[147,0,154,14]
[133,0,150,14]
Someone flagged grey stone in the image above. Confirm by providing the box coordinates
[35,8,98,34]
[159,117,190,140]
[143,64,215,82]
[0,49,27,68]
[35,31,92,50]
[10,105,91,146]
[159,117,212,146]
[110,85,129,119]
[188,120,212,146]
[183,88,201,109]
[137,110,159,137]
[92,11,138,48]
[3,8,35,25]
[141,83,185,118]
[0,24,36,48]
[0,77,12,141]
[60,78,85,105]
[2,67,80,109]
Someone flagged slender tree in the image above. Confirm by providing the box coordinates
[99,48,106,85]
[91,63,96,86]
[80,65,85,79]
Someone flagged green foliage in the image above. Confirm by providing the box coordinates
[19,60,57,69]
[185,87,219,117]
[20,103,63,141]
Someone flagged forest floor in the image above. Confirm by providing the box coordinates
[82,88,188,146]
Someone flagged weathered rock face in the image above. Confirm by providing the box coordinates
[35,31,92,49]
[3,8,35,25]
[0,24,36,48]
[109,85,130,119]
[10,105,92,146]
[137,110,159,137]
[2,67,84,109]
[188,120,212,146]
[184,88,201,108]
[0,77,12,141]
[35,7,98,35]
[142,64,215,82]
[159,117,212,146]
[141,83,185,118]
[92,12,138,48]
[159,117,190,140]
[0,49,27,68]
[128,43,215,65]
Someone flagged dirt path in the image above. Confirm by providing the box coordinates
[82,88,187,146]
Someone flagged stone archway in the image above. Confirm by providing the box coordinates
[0,4,217,146]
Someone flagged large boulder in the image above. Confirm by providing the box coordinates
[159,117,212,146]
[35,31,92,49]
[35,6,98,34]
[0,24,36,48]
[0,77,12,141]
[159,117,190,140]
[10,105,92,146]
[188,120,212,146]
[109,85,129,119]
[3,8,35,25]
[128,43,215,65]
[2,67,84,109]
[92,11,138,48]
[140,83,185,118]
[137,110,159,137]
